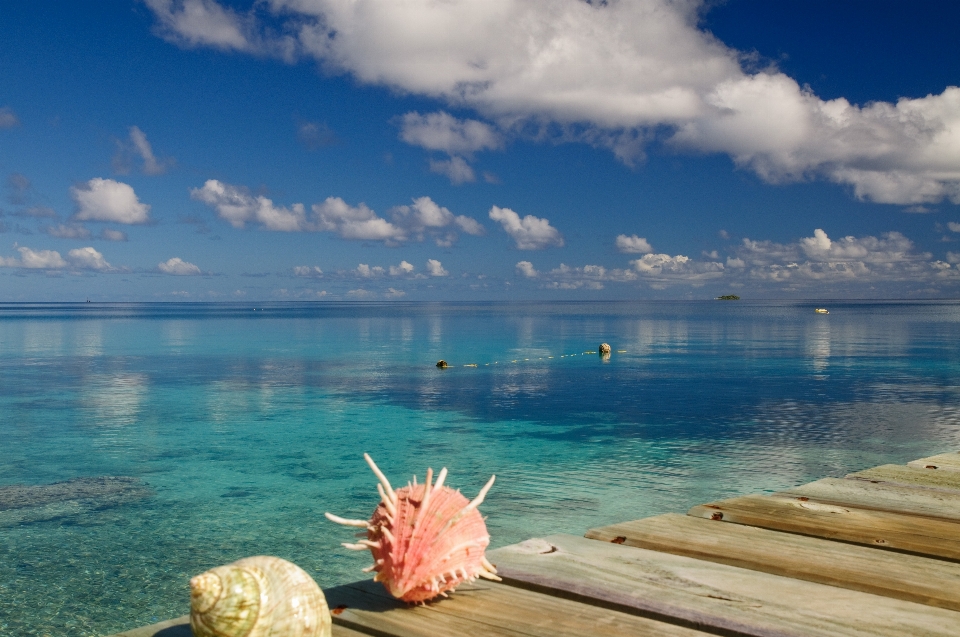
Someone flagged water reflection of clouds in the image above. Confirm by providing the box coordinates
[22,322,64,356]
[806,320,830,373]
[71,321,103,357]
[81,372,148,427]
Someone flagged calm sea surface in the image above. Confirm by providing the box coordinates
[2,300,960,635]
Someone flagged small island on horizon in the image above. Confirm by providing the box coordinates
[716,295,741,300]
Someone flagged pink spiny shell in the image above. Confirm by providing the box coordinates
[326,455,499,603]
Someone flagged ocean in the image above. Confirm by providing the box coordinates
[2,300,960,636]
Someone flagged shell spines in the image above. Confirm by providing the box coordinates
[326,455,499,603]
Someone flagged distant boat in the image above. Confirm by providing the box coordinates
[815,308,829,314]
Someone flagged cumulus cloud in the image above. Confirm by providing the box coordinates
[193,181,482,246]
[67,247,111,271]
[734,229,934,283]
[633,252,723,278]
[293,265,323,277]
[400,111,502,183]
[426,259,448,276]
[0,247,67,269]
[400,111,502,155]
[948,222,960,233]
[0,106,19,129]
[71,178,150,224]
[385,287,406,298]
[390,196,484,246]
[158,257,202,275]
[615,234,654,254]
[356,263,385,277]
[313,197,405,241]
[191,179,308,231]
[147,0,960,204]
[528,263,639,290]
[516,260,538,278]
[0,245,112,271]
[489,205,563,250]
[389,260,414,276]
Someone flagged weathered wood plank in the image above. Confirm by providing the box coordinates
[490,534,960,637]
[324,578,707,637]
[687,494,960,561]
[847,464,960,492]
[108,615,369,637]
[909,451,960,472]
[783,477,960,521]
[584,513,960,611]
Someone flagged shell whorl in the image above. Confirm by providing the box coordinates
[326,454,500,603]
[190,556,331,637]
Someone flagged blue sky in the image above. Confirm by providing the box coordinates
[1,0,959,301]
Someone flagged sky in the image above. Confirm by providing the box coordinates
[1,0,960,302]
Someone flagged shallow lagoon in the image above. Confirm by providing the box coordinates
[2,300,960,636]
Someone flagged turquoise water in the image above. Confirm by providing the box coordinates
[2,300,960,636]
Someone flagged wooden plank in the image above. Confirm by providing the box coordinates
[109,615,369,637]
[324,578,707,637]
[687,494,960,561]
[909,451,960,472]
[783,477,960,521]
[847,464,960,492]
[490,534,960,637]
[584,513,960,611]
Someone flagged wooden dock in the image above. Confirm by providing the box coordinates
[114,450,960,637]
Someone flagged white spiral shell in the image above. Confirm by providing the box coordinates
[190,555,331,637]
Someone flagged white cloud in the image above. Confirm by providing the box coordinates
[147,0,960,205]
[193,181,480,245]
[72,178,150,224]
[428,156,476,184]
[191,179,308,231]
[399,111,502,155]
[100,229,128,241]
[0,247,67,269]
[735,229,932,282]
[425,259,448,276]
[948,222,960,233]
[128,126,171,175]
[538,262,639,290]
[158,257,202,275]
[144,0,296,60]
[0,245,112,271]
[615,234,653,254]
[44,224,92,240]
[356,263,385,277]
[389,260,414,276]
[385,287,406,298]
[68,247,111,271]
[313,197,405,242]
[489,205,564,250]
[293,265,323,277]
[0,106,18,129]
[516,260,538,278]
[390,196,484,245]
[946,252,960,264]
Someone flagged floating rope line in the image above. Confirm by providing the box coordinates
[436,347,629,369]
